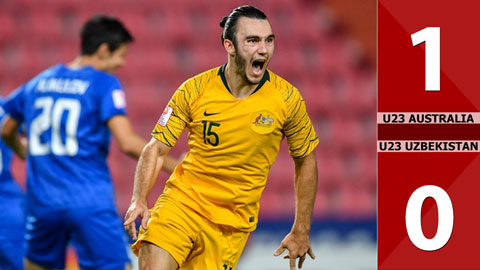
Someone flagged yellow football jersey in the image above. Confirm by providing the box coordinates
[152,65,318,231]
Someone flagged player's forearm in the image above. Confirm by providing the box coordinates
[1,117,26,160]
[291,151,318,234]
[121,134,147,159]
[4,134,26,160]
[131,139,170,203]
[108,115,148,160]
[122,134,179,173]
[131,145,160,203]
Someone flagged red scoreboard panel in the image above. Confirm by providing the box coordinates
[378,0,480,268]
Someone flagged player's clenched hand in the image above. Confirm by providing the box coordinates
[273,231,315,270]
[123,199,150,241]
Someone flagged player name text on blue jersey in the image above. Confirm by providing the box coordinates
[37,78,90,95]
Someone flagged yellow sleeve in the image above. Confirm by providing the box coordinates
[152,80,196,147]
[283,87,319,158]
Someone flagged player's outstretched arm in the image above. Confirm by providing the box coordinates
[108,115,179,173]
[1,116,26,160]
[108,115,153,159]
[124,137,171,240]
[274,151,318,270]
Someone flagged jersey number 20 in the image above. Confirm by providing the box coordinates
[29,97,80,156]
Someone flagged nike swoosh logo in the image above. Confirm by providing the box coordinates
[204,110,220,116]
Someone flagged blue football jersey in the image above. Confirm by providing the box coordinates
[4,64,127,212]
[0,98,22,197]
[0,98,25,270]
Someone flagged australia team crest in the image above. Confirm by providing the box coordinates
[251,111,275,134]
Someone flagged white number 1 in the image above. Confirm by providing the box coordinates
[411,27,440,91]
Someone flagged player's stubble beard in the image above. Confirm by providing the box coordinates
[234,46,256,85]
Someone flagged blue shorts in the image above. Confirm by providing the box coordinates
[0,189,25,270]
[25,207,129,270]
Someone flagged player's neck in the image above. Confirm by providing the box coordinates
[225,63,257,99]
[67,56,103,71]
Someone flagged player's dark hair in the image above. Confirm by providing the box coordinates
[80,15,134,55]
[220,5,268,46]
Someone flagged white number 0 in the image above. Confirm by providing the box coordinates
[29,97,81,156]
[405,185,454,251]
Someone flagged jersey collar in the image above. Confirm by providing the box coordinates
[218,64,270,96]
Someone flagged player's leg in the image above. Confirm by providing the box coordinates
[131,194,197,268]
[24,210,69,270]
[138,241,178,270]
[0,190,25,270]
[69,207,130,270]
[181,222,250,270]
[217,226,250,270]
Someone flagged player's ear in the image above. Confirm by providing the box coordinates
[96,43,111,59]
[223,39,236,56]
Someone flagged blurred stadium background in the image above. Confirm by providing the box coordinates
[0,0,376,269]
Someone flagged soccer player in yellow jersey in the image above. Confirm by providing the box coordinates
[124,5,319,270]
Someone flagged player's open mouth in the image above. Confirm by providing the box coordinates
[252,59,265,76]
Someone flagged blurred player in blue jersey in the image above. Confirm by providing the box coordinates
[0,98,25,270]
[1,15,177,270]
